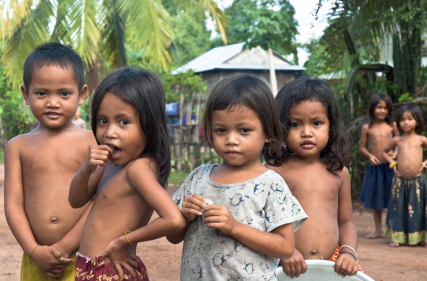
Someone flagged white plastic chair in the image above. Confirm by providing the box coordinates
[276,260,375,281]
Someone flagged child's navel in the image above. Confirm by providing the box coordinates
[310,249,317,255]
[50,217,58,224]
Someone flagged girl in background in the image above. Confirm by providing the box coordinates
[359,93,398,239]
[382,104,427,247]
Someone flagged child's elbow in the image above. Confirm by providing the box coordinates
[170,214,186,231]
[277,238,295,260]
[68,196,84,209]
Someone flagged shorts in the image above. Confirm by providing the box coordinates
[21,249,78,281]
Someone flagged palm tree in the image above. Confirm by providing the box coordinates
[0,0,226,91]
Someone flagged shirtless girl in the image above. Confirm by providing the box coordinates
[382,104,427,247]
[4,43,96,280]
[359,93,398,238]
[266,77,360,278]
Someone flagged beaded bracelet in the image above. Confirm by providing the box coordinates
[340,245,358,260]
[125,230,134,245]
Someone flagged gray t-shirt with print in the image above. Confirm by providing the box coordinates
[172,164,308,281]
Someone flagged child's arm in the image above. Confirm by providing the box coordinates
[203,205,295,259]
[419,136,427,172]
[390,122,399,158]
[51,201,92,258]
[69,145,112,208]
[4,140,73,278]
[382,137,398,168]
[359,124,380,166]
[336,167,359,277]
[166,194,207,244]
[95,158,186,280]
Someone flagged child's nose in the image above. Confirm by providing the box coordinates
[225,132,239,145]
[105,125,118,138]
[301,126,312,137]
[46,97,60,108]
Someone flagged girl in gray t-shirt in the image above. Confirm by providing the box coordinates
[167,74,307,280]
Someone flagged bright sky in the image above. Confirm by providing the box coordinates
[210,0,334,66]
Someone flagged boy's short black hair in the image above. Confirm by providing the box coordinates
[275,75,351,173]
[203,73,285,165]
[23,42,85,91]
[396,104,424,135]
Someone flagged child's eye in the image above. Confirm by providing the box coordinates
[291,122,299,128]
[60,91,70,97]
[36,91,46,96]
[313,121,321,126]
[98,119,107,124]
[240,128,251,133]
[215,128,226,133]
[120,120,129,125]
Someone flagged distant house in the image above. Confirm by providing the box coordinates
[173,42,305,91]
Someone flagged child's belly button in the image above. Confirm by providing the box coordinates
[50,217,59,224]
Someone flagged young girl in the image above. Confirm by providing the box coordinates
[69,67,185,281]
[359,93,398,239]
[166,74,307,280]
[382,104,427,247]
[266,76,361,278]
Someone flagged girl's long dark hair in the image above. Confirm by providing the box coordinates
[91,67,170,188]
[396,104,424,135]
[203,73,285,165]
[275,76,351,173]
[368,93,394,128]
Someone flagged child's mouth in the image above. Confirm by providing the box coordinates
[107,144,122,159]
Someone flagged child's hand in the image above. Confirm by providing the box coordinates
[280,249,307,278]
[83,145,113,174]
[419,162,427,173]
[95,237,138,281]
[334,252,359,277]
[394,166,399,175]
[203,204,237,236]
[182,194,208,223]
[31,245,73,278]
[369,155,380,166]
[389,150,397,159]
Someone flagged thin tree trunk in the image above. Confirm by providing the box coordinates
[87,56,101,101]
[268,48,277,96]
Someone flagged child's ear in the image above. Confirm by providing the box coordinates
[79,85,88,105]
[21,85,30,105]
[264,137,271,143]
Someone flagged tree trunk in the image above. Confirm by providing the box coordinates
[268,48,277,96]
[87,55,101,101]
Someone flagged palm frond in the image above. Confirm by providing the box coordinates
[0,0,33,40]
[124,0,173,69]
[63,0,102,67]
[1,0,53,89]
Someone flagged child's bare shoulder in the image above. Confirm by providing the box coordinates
[126,158,159,189]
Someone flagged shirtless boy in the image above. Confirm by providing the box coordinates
[359,93,398,238]
[4,42,96,280]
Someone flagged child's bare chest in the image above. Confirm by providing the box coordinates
[21,137,88,175]
[284,169,340,202]
[367,125,393,141]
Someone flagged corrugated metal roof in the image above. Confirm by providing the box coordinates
[172,42,305,74]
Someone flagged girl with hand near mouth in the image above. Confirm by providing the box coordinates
[167,74,307,281]
[69,67,185,281]
[359,93,398,239]
[267,76,362,278]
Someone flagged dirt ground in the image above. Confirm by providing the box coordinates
[1,163,426,280]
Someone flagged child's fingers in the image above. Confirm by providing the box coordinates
[113,262,125,281]
[126,257,139,269]
[282,263,292,277]
[183,195,206,210]
[294,262,302,277]
[183,207,202,216]
[121,262,137,279]
[300,260,308,275]
[182,201,203,213]
[97,144,114,155]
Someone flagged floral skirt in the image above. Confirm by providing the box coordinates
[385,175,427,244]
